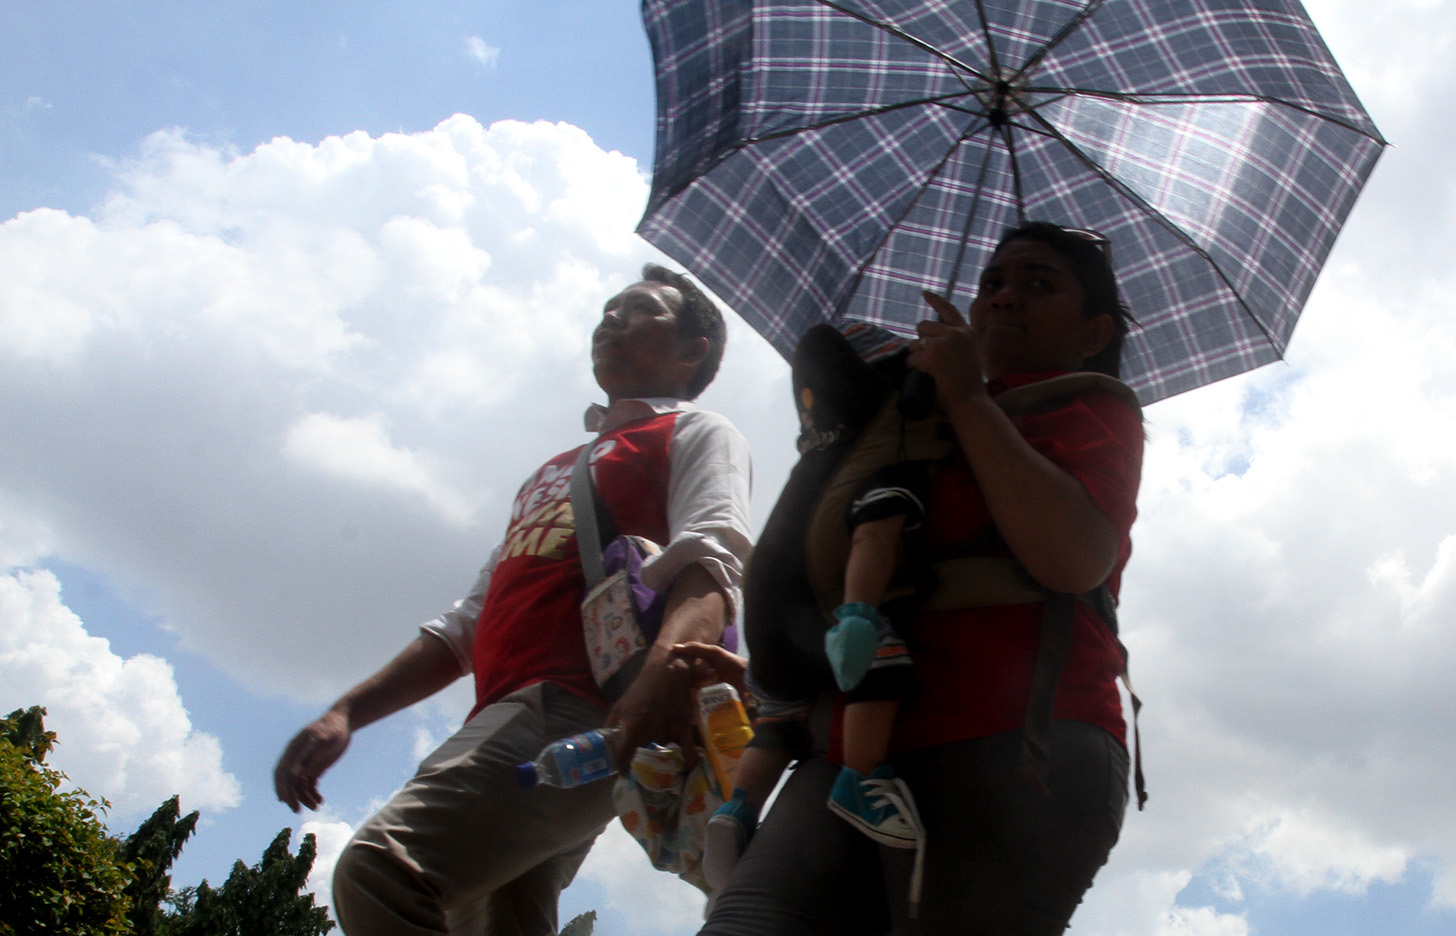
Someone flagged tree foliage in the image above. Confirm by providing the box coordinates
[169,829,333,936]
[0,706,333,936]
[559,910,597,936]
[122,796,199,936]
[0,706,133,936]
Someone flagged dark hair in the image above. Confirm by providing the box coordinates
[641,263,727,399]
[994,221,1133,378]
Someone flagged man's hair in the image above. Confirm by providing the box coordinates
[641,263,727,399]
[995,222,1134,378]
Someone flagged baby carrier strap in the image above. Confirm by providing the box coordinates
[990,373,1147,810]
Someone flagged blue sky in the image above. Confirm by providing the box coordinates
[1,1,658,217]
[4,2,1456,936]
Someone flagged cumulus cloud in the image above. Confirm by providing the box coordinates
[301,816,356,914]
[0,568,240,822]
[1157,905,1251,936]
[577,822,708,935]
[283,412,481,525]
[0,115,668,699]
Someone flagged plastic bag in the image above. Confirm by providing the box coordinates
[611,742,722,893]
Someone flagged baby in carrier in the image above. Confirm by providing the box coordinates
[702,317,948,888]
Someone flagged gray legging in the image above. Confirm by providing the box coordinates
[699,721,1128,936]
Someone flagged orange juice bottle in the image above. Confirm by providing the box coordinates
[696,681,753,798]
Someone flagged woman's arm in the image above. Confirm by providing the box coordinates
[908,296,1119,594]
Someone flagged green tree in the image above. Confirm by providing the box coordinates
[559,910,597,936]
[169,828,333,936]
[122,795,199,936]
[0,706,133,936]
[1,707,333,936]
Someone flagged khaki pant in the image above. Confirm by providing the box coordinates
[333,683,615,936]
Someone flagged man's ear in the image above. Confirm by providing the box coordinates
[1079,313,1116,361]
[679,335,710,365]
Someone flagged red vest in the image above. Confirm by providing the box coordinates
[469,413,678,716]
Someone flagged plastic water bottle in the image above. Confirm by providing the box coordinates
[696,682,754,797]
[516,726,620,789]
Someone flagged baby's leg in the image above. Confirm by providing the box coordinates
[731,744,794,811]
[841,698,897,775]
[704,737,798,891]
[827,516,906,690]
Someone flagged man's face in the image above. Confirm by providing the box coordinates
[592,281,702,402]
[969,238,1109,379]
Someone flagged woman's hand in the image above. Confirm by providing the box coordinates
[906,291,988,412]
[672,641,748,692]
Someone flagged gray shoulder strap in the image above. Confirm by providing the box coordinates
[570,442,605,588]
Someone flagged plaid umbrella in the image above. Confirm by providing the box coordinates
[638,0,1385,403]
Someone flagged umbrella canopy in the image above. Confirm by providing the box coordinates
[639,0,1385,403]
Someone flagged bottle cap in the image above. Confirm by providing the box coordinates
[515,762,539,789]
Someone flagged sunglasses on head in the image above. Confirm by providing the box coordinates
[1059,225,1111,262]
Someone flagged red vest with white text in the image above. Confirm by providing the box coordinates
[468,412,678,716]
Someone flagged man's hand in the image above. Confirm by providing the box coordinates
[274,709,351,812]
[271,633,463,813]
[603,646,698,767]
[603,563,728,768]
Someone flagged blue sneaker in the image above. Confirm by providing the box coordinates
[827,765,922,849]
[825,602,881,691]
[703,788,759,892]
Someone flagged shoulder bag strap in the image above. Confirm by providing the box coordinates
[571,441,607,589]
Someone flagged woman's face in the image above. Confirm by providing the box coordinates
[968,237,1109,379]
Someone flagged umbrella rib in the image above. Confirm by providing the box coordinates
[814,0,984,87]
[649,92,983,208]
[972,0,1004,78]
[832,113,1013,321]
[1004,121,1028,228]
[834,119,996,320]
[944,125,1005,296]
[1019,106,1281,348]
[1020,87,1388,143]
[1015,0,1111,81]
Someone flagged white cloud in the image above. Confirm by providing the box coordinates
[0,115,668,699]
[0,568,241,823]
[577,821,708,935]
[301,816,356,916]
[465,36,501,68]
[1156,906,1251,936]
[1243,810,1408,896]
[283,412,481,525]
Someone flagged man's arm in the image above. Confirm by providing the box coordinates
[604,563,727,760]
[274,633,463,812]
[270,637,457,815]
[605,409,752,761]
[274,553,495,812]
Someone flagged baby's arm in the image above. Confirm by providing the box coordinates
[844,514,906,606]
